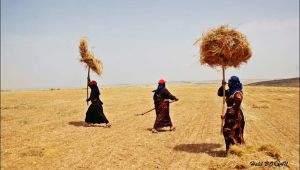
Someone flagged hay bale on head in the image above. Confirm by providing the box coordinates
[198,25,252,68]
[79,37,103,75]
[196,25,252,134]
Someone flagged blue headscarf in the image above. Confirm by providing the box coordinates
[228,76,243,96]
[154,83,165,93]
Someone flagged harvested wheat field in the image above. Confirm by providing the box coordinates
[1,84,299,169]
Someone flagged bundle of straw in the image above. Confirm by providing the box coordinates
[79,37,103,75]
[197,25,252,68]
[195,25,252,135]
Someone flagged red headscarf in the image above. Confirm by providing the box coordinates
[158,79,166,84]
[88,81,97,85]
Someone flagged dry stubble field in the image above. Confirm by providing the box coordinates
[1,84,299,169]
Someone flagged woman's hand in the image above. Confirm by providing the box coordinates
[222,80,226,86]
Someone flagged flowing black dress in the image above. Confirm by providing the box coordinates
[85,83,109,124]
[153,88,177,129]
[218,86,245,152]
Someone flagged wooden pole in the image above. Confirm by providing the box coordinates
[221,66,226,134]
[87,67,90,105]
[135,100,176,116]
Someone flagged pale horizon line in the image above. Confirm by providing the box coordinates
[1,77,299,91]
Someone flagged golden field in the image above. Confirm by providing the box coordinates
[1,84,299,169]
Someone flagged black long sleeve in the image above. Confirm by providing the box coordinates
[161,88,177,100]
[217,86,229,97]
[87,85,100,101]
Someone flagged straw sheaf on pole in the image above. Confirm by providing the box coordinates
[195,25,252,135]
[79,37,103,75]
[196,25,252,68]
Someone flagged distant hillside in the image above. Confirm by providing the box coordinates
[247,77,299,87]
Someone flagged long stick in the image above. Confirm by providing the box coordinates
[87,67,90,105]
[221,67,226,134]
[136,100,176,116]
[137,108,155,116]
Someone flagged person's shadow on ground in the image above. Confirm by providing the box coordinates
[68,121,85,127]
[173,143,226,157]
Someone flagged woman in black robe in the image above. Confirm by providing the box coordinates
[218,76,245,153]
[152,79,178,133]
[84,78,111,127]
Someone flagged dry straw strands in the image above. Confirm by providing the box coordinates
[196,25,252,68]
[79,37,103,75]
[208,144,286,169]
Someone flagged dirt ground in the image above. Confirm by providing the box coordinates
[1,84,299,169]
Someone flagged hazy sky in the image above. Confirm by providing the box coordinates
[1,0,299,89]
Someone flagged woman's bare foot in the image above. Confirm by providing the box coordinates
[84,123,92,127]
[104,123,111,128]
[152,128,158,133]
[170,126,176,131]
